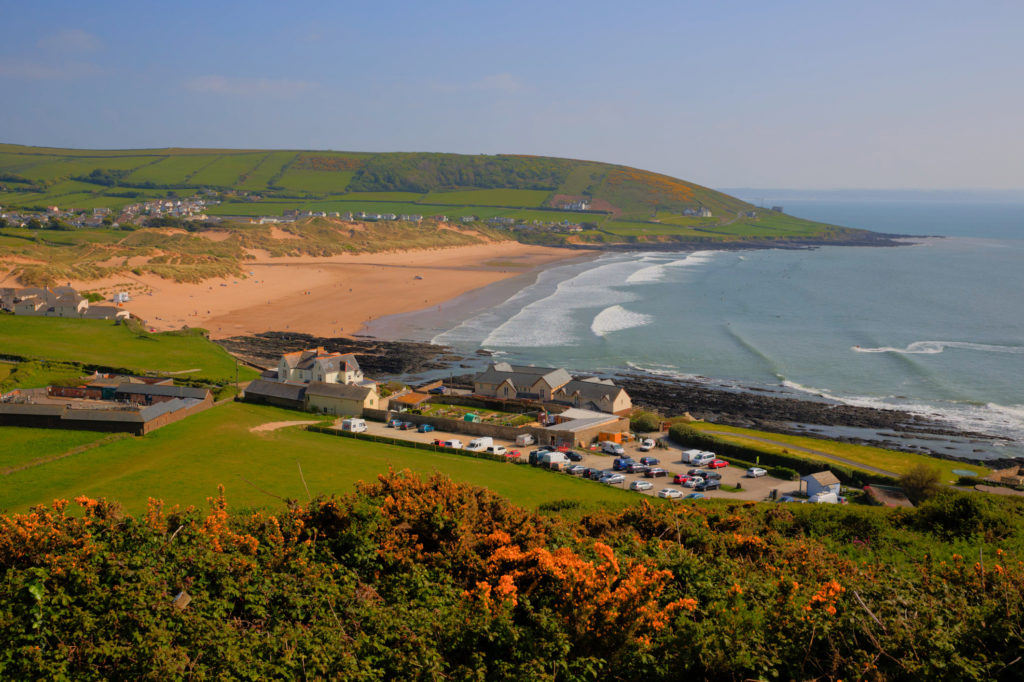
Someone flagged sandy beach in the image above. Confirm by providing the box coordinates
[52,242,592,339]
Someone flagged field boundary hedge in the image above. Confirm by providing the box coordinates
[669,424,897,487]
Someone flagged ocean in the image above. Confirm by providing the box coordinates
[363,198,1024,460]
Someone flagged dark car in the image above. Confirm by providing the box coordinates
[428,386,448,394]
[639,456,660,466]
[566,451,584,462]
[613,457,636,471]
[644,467,668,478]
[581,467,602,480]
[399,422,415,430]
[627,463,650,474]
[417,423,435,433]
[702,471,722,481]
[695,479,721,492]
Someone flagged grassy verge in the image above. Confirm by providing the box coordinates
[0,402,636,514]
[687,422,989,483]
[0,426,112,472]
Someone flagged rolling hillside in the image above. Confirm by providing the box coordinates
[0,143,876,247]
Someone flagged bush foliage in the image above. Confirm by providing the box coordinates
[2,471,1024,679]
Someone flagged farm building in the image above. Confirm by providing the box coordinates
[305,381,381,416]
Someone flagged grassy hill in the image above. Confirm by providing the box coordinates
[0,143,875,247]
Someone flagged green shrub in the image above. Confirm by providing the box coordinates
[769,466,800,481]
[630,410,661,433]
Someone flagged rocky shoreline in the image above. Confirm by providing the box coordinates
[218,332,1017,469]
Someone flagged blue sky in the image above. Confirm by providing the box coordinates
[1,0,1022,189]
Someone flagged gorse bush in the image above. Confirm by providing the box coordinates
[1,472,1023,680]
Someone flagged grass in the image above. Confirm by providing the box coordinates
[0,402,636,514]
[0,427,111,472]
[123,155,218,185]
[419,403,535,427]
[687,421,990,483]
[276,169,354,194]
[0,360,86,392]
[0,317,257,384]
[236,151,296,191]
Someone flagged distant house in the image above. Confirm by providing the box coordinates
[472,362,632,415]
[305,381,381,416]
[771,206,784,213]
[7,286,129,320]
[801,471,841,501]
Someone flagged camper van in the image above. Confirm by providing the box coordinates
[538,451,569,470]
[341,418,367,433]
[438,439,464,449]
[466,437,494,452]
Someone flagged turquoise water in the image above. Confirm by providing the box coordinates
[377,200,1024,457]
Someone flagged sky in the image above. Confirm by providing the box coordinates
[1,0,1023,190]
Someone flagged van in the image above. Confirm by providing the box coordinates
[486,445,507,456]
[691,452,715,467]
[681,449,704,464]
[601,441,625,455]
[466,437,493,452]
[341,418,367,433]
[515,433,535,446]
[539,451,569,469]
[439,439,463,449]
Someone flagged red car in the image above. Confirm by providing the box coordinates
[506,449,522,458]
[708,459,729,469]
[673,473,694,485]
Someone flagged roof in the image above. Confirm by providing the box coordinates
[314,353,361,374]
[114,384,210,400]
[305,381,374,401]
[281,347,360,373]
[244,379,307,402]
[553,379,624,404]
[545,416,619,433]
[391,391,431,406]
[474,363,572,392]
[556,407,613,421]
[804,471,841,487]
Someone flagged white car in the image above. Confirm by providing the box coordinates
[638,438,656,452]
[746,467,767,478]
[630,480,654,491]
[682,477,703,488]
[601,473,625,485]
[657,488,682,499]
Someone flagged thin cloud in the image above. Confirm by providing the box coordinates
[38,29,102,52]
[184,75,317,97]
[0,58,101,80]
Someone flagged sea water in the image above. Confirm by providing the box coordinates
[371,199,1024,459]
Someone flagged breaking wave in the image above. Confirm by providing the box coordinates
[590,305,653,336]
[853,341,1024,355]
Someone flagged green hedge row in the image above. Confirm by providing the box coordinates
[668,424,896,487]
[306,425,529,466]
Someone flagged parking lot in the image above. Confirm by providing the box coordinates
[360,420,801,502]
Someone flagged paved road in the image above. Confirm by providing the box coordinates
[702,430,899,478]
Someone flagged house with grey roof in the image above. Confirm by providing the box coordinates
[305,381,380,416]
[277,347,365,385]
[473,362,632,415]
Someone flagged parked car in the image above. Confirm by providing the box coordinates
[746,467,768,478]
[708,459,729,469]
[600,473,626,485]
[683,477,704,489]
[399,422,415,430]
[638,438,656,452]
[582,467,603,480]
[701,471,722,481]
[630,480,654,491]
[428,386,447,394]
[673,473,695,485]
[639,456,660,466]
[695,479,721,492]
[417,423,435,433]
[690,452,715,467]
[627,463,650,474]
[777,495,807,503]
[506,449,522,458]
[565,464,586,475]
[645,467,668,478]
[485,445,507,456]
[565,451,584,462]
[683,492,705,500]
[657,488,683,499]
[613,457,636,471]
[387,419,402,428]
[601,441,625,455]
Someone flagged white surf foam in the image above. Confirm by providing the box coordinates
[590,305,654,336]
[853,341,1024,355]
[624,251,718,284]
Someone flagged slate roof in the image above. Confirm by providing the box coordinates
[305,381,373,401]
[804,471,841,487]
[314,354,361,374]
[281,348,360,373]
[553,379,625,404]
[244,379,307,402]
[474,363,572,392]
[114,384,210,400]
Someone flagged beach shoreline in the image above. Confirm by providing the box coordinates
[49,242,595,340]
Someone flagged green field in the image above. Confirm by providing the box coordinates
[0,426,112,473]
[275,168,354,193]
[0,317,257,384]
[421,188,552,207]
[687,422,989,482]
[235,151,296,190]
[187,153,265,187]
[0,402,636,513]
[123,155,217,185]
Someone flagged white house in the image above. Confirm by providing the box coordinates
[802,471,841,501]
